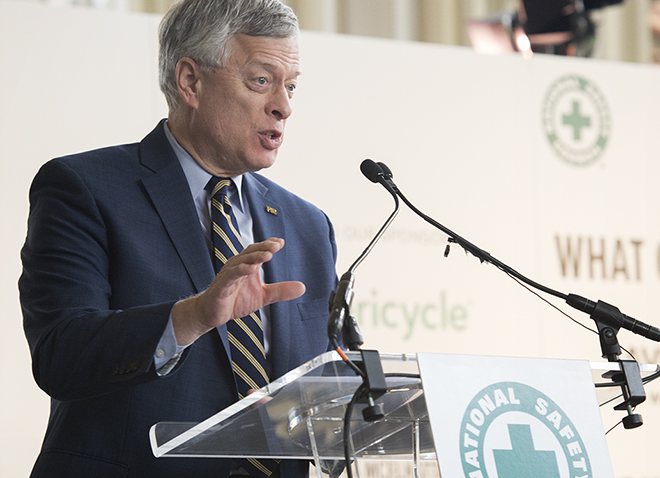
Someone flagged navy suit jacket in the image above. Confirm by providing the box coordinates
[19,121,338,477]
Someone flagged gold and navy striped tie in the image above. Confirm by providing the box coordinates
[206,176,279,477]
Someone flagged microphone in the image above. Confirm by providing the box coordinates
[567,294,660,342]
[360,159,397,195]
[376,161,393,179]
[359,158,382,183]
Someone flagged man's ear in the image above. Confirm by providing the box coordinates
[176,57,202,109]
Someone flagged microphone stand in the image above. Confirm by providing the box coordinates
[326,169,403,478]
[366,159,660,429]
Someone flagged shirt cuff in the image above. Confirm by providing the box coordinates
[155,310,190,376]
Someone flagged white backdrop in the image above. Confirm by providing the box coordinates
[2,2,660,477]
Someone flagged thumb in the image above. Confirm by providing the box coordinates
[263,281,306,306]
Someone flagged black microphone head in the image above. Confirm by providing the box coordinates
[360,159,383,183]
[377,162,393,179]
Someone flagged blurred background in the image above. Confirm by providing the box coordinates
[18,0,660,63]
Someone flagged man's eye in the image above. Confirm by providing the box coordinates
[287,84,296,92]
[256,77,267,85]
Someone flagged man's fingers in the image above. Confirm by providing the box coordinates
[241,237,284,256]
[220,238,284,271]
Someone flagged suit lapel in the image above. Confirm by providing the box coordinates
[244,174,291,377]
[244,174,285,260]
[139,122,216,294]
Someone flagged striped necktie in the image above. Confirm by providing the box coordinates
[206,176,279,477]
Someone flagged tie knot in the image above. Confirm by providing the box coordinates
[206,176,232,198]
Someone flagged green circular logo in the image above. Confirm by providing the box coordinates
[542,75,610,166]
[460,382,592,478]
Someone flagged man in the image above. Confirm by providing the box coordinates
[19,1,337,476]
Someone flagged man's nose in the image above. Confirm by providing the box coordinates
[267,86,293,120]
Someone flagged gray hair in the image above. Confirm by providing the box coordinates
[158,0,299,111]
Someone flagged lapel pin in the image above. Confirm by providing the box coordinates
[265,206,278,216]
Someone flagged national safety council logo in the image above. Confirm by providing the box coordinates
[460,382,591,478]
[542,75,610,166]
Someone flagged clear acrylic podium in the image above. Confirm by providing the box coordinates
[150,351,435,476]
[150,351,659,477]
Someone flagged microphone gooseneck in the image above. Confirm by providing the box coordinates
[326,160,400,345]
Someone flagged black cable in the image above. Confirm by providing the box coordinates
[391,183,660,407]
[600,392,624,408]
[394,186,568,301]
[504,271,598,335]
[642,369,660,384]
[604,406,636,435]
[341,372,422,478]
[343,383,367,478]
[330,338,364,378]
[605,419,623,435]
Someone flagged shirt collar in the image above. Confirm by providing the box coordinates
[163,121,245,213]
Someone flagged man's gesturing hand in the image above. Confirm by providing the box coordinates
[171,238,305,345]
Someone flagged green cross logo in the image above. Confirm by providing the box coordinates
[542,75,610,166]
[459,382,592,478]
[494,424,560,478]
[563,101,591,140]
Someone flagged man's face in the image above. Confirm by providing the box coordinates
[189,34,300,176]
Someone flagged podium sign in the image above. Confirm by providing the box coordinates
[418,354,614,478]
